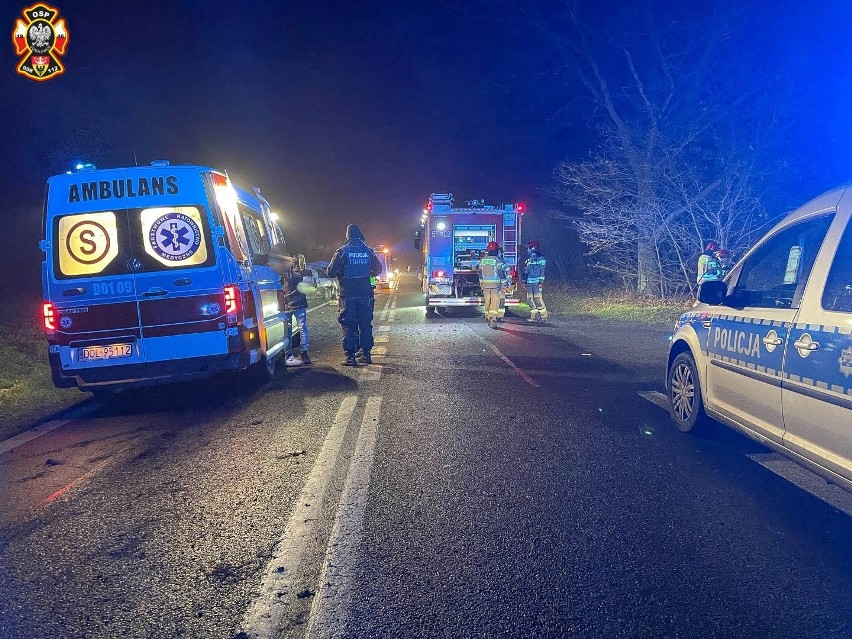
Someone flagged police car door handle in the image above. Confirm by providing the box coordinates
[141,287,168,297]
[793,338,820,351]
[762,335,782,346]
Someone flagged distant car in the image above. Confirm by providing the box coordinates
[303,267,337,300]
[667,186,852,492]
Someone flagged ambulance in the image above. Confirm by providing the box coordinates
[667,186,852,491]
[40,161,296,392]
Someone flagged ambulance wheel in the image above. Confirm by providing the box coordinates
[426,305,436,316]
[667,352,707,433]
[255,352,278,381]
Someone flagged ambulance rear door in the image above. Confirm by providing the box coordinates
[45,169,144,372]
[127,166,228,364]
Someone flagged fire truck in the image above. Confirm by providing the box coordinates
[415,193,524,315]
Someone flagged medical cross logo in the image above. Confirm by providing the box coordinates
[149,212,201,262]
[12,4,68,81]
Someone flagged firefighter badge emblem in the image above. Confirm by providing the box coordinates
[12,3,68,81]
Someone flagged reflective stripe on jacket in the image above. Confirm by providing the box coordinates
[524,257,546,285]
[479,256,507,289]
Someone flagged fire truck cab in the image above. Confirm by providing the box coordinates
[415,193,523,314]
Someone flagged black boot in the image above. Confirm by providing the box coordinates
[343,352,358,366]
[359,350,373,364]
[301,350,311,365]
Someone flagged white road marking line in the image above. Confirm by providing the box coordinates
[747,452,852,517]
[370,346,387,355]
[390,300,397,309]
[377,325,390,332]
[306,396,382,639]
[637,391,670,410]
[388,309,396,322]
[465,326,540,388]
[359,365,382,382]
[307,300,334,314]
[240,395,359,639]
[0,403,100,455]
[374,335,389,343]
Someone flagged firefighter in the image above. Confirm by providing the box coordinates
[697,240,722,284]
[523,240,548,322]
[715,248,732,279]
[328,224,383,366]
[479,241,507,329]
[496,246,509,322]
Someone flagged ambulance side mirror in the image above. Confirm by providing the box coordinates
[697,280,727,305]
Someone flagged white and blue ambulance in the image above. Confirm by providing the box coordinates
[40,162,296,391]
[668,186,852,491]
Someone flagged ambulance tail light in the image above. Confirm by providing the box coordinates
[43,302,56,333]
[224,285,240,325]
[433,270,445,278]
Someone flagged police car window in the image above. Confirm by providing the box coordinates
[239,208,270,256]
[822,217,852,312]
[734,215,833,309]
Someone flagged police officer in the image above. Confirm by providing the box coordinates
[523,240,548,322]
[479,241,507,329]
[328,224,382,366]
[697,241,722,284]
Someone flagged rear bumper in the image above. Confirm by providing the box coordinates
[49,351,251,391]
[427,297,521,306]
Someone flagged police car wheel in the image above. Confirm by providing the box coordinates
[668,352,707,433]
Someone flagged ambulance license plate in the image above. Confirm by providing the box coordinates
[78,343,132,362]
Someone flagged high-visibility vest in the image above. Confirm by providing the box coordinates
[479,256,506,287]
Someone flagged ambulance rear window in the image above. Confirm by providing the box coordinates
[52,205,215,279]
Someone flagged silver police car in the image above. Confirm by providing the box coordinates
[667,186,852,491]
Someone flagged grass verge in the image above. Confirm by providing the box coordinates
[514,284,692,325]
[0,297,82,441]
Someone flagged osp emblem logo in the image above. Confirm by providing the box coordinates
[12,3,68,81]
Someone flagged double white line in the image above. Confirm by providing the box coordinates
[240,395,382,638]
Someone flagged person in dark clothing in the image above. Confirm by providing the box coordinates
[327,224,382,366]
[282,265,311,365]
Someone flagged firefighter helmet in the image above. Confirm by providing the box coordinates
[705,240,719,252]
[487,241,499,251]
[526,240,540,250]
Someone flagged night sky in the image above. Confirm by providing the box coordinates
[2,0,852,290]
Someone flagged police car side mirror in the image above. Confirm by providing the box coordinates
[697,280,727,305]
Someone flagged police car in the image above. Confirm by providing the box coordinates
[667,186,852,491]
[41,161,297,391]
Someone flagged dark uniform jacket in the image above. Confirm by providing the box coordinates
[283,268,308,310]
[327,227,382,298]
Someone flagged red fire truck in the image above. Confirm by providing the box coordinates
[415,193,524,315]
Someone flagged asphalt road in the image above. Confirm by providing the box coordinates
[1,275,851,639]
